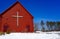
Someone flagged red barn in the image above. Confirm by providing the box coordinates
[0,1,34,32]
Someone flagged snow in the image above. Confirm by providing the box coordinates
[0,31,60,39]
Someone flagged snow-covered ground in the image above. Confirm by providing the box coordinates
[0,31,60,39]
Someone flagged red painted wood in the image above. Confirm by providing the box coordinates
[0,1,34,32]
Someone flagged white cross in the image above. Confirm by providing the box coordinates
[12,11,23,26]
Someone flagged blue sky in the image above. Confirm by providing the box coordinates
[0,0,60,22]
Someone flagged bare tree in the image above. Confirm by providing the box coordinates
[56,22,60,31]
[49,22,55,31]
[46,21,56,31]
[34,23,39,32]
[46,21,50,31]
[40,20,45,31]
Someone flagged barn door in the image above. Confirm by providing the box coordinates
[26,25,30,32]
[3,24,9,32]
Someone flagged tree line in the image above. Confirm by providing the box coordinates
[34,20,60,32]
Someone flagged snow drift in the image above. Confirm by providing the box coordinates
[0,31,60,39]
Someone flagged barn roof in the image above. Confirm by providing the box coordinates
[1,1,33,18]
